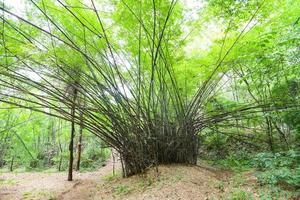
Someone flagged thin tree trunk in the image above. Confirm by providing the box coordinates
[68,85,78,181]
[58,119,63,171]
[112,150,115,176]
[58,139,63,172]
[58,156,62,171]
[10,155,14,172]
[120,156,125,178]
[0,132,9,167]
[75,107,84,171]
[266,116,274,152]
[272,119,290,150]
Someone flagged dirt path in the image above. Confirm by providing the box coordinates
[57,155,120,200]
[0,156,119,200]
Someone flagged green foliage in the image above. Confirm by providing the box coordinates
[229,189,254,200]
[103,171,122,182]
[114,184,131,196]
[253,151,299,170]
[253,151,300,189]
[22,190,56,200]
[80,141,110,170]
[258,186,298,200]
[0,103,109,171]
[214,154,252,172]
[0,179,17,186]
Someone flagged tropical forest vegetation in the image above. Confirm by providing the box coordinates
[0,0,299,199]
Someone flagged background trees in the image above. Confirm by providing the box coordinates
[0,102,110,172]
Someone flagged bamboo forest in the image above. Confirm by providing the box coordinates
[0,0,299,199]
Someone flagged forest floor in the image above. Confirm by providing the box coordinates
[0,158,291,200]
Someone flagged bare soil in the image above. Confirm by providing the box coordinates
[0,158,278,200]
[0,156,119,200]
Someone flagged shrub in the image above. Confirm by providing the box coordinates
[253,150,300,189]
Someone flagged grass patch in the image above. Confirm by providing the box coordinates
[22,191,32,198]
[22,190,56,200]
[114,184,132,196]
[0,178,17,186]
[13,167,27,173]
[257,186,300,200]
[42,168,59,173]
[103,170,122,182]
[174,173,183,181]
[137,175,155,189]
[229,189,254,200]
[216,181,225,192]
[230,173,247,187]
[0,168,10,173]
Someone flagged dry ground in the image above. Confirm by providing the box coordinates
[0,156,119,200]
[0,158,292,200]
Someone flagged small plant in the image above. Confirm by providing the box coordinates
[214,154,253,172]
[217,181,225,192]
[229,189,254,200]
[114,184,131,195]
[231,174,246,187]
[174,173,183,181]
[103,171,121,182]
[258,186,296,200]
[258,191,273,200]
[22,191,32,199]
[137,176,155,189]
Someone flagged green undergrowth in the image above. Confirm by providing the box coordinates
[253,151,300,190]
[0,178,18,186]
[22,190,56,200]
[103,170,122,182]
[207,150,300,199]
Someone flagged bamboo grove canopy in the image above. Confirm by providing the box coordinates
[0,0,299,176]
